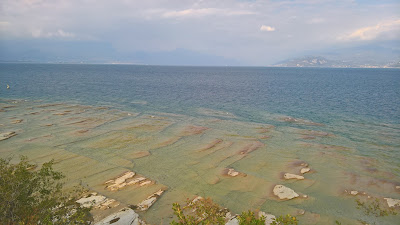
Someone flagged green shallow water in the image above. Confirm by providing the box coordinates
[0,98,399,224]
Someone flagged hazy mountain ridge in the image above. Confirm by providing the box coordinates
[274,56,399,68]
[274,41,400,68]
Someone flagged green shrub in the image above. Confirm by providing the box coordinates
[0,156,91,224]
[170,197,226,225]
[237,210,265,225]
[271,214,298,225]
[170,197,299,225]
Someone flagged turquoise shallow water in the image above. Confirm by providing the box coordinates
[0,63,399,224]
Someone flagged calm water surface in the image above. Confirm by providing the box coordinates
[0,63,399,224]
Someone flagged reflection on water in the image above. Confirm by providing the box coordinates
[0,98,399,224]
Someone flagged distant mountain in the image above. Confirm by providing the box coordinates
[274,56,399,68]
[274,56,344,67]
[274,41,400,68]
[0,40,239,66]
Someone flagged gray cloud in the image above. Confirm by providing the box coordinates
[1,0,399,65]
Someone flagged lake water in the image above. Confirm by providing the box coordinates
[0,63,399,224]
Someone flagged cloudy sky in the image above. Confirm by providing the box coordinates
[1,0,399,65]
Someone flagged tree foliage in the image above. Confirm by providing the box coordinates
[0,156,92,224]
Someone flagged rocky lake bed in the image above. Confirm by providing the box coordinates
[1,98,399,224]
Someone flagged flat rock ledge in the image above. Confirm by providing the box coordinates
[95,208,145,225]
[384,198,400,208]
[273,185,299,200]
[283,173,304,180]
[0,131,17,141]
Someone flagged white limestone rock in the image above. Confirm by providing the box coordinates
[76,195,107,208]
[136,189,164,211]
[283,173,304,180]
[126,177,146,185]
[97,199,119,210]
[105,171,140,191]
[384,198,400,208]
[95,208,140,225]
[227,168,240,177]
[139,180,152,186]
[273,185,299,200]
[114,172,136,184]
[350,191,358,196]
[300,168,311,174]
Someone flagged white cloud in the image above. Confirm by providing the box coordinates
[260,25,275,32]
[161,8,255,18]
[339,19,400,41]
[32,29,76,38]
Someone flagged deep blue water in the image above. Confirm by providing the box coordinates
[0,63,399,125]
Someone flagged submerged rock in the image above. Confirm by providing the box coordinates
[280,116,323,126]
[135,189,165,211]
[384,198,400,208]
[131,151,151,159]
[95,208,141,225]
[283,173,304,180]
[0,131,17,141]
[273,185,299,200]
[11,119,23,124]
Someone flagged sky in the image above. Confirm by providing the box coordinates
[0,0,399,65]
